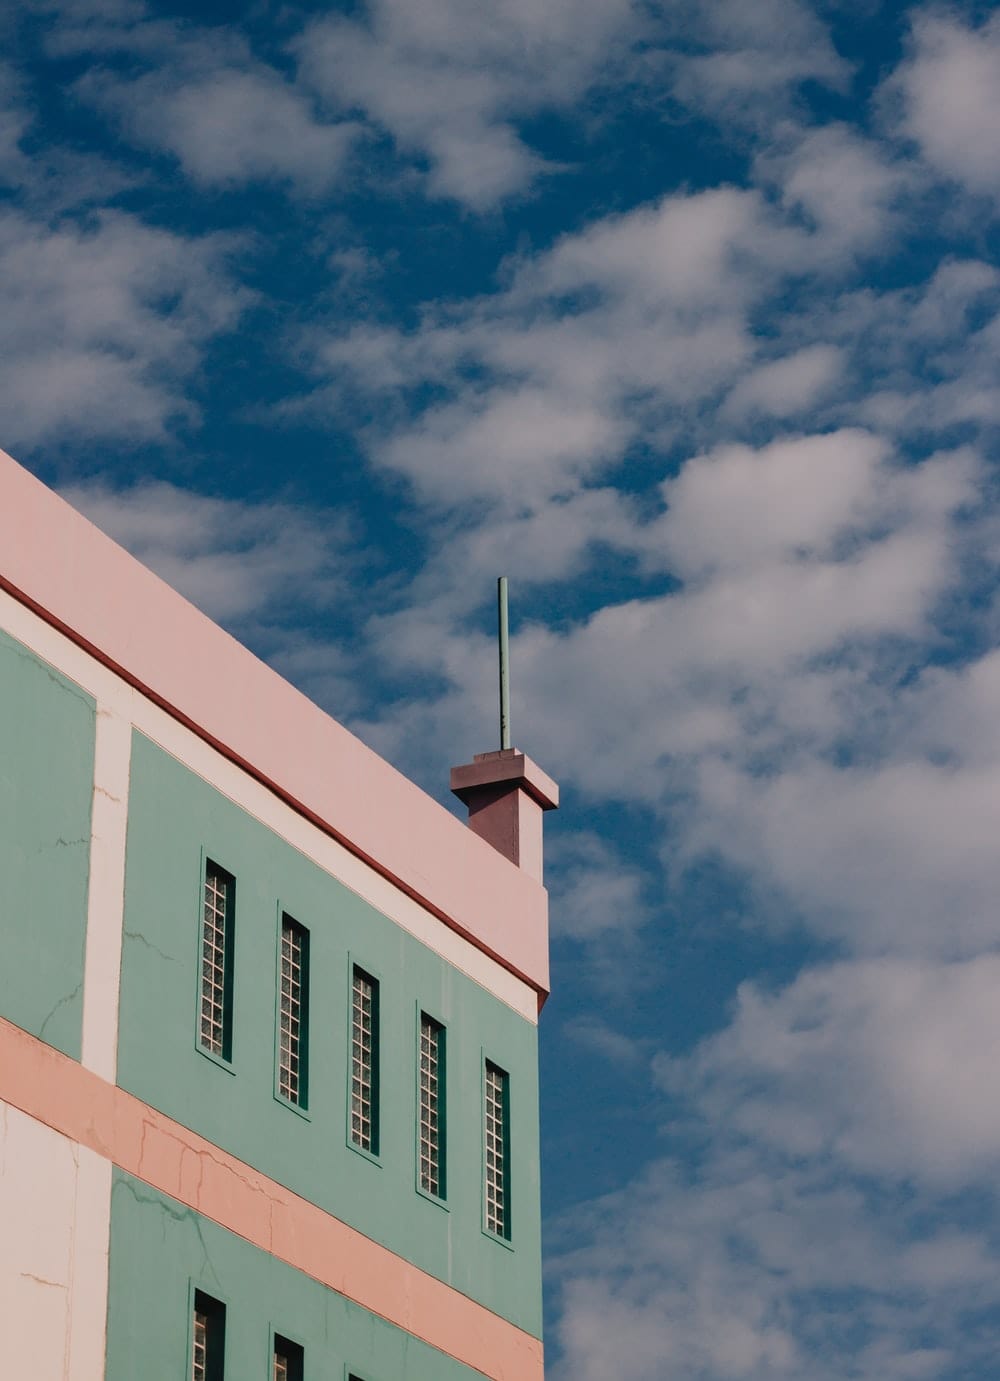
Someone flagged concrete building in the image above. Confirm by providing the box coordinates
[0,447,557,1380]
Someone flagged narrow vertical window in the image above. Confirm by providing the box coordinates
[193,1311,207,1381]
[419,1013,445,1198]
[350,966,379,1153]
[278,916,309,1107]
[273,1335,303,1381]
[192,1290,225,1381]
[200,861,234,1061]
[484,1061,510,1239]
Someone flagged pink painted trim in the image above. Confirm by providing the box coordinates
[0,1018,543,1380]
[0,449,549,1000]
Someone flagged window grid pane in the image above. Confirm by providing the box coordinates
[419,1016,443,1196]
[200,864,230,1057]
[274,1352,288,1381]
[278,919,306,1104]
[485,1062,508,1237]
[192,1310,208,1381]
[351,968,376,1152]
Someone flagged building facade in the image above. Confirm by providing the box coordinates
[0,447,557,1381]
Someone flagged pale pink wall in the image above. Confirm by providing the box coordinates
[0,449,549,998]
[0,1099,112,1381]
[0,1017,544,1381]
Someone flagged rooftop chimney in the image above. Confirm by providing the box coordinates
[450,748,558,883]
[451,577,558,880]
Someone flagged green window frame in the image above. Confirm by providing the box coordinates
[191,1289,226,1381]
[417,1012,446,1201]
[199,860,235,1064]
[276,914,310,1110]
[484,1059,511,1241]
[350,964,380,1155]
[273,1333,304,1381]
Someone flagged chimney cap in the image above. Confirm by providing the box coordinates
[450,748,559,811]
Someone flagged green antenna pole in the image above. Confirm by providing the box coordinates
[498,576,511,750]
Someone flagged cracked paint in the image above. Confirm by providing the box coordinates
[108,1170,522,1381]
[0,632,93,701]
[114,1176,222,1292]
[122,929,180,965]
[38,983,83,1043]
[0,1099,110,1379]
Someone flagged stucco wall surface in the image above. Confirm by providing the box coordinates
[106,1172,540,1381]
[0,626,95,1057]
[0,447,549,998]
[0,1100,111,1380]
[0,1015,542,1379]
[117,732,544,1338]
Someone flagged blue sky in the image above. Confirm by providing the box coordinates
[5,0,1000,1374]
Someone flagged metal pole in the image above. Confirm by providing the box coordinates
[498,576,511,750]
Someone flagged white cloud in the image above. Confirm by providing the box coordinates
[648,430,966,577]
[309,183,999,536]
[892,11,1000,201]
[83,61,358,194]
[724,343,844,418]
[298,0,635,206]
[657,955,1000,1184]
[49,3,358,194]
[519,185,806,309]
[759,122,909,257]
[315,187,813,510]
[380,387,627,506]
[348,432,981,834]
[548,832,649,943]
[509,437,976,785]
[0,55,142,211]
[301,174,998,988]
[549,949,1000,1378]
[549,1150,996,1381]
[905,258,1000,339]
[562,1014,646,1066]
[343,422,992,1022]
[440,487,641,591]
[292,0,850,208]
[659,0,848,130]
[0,210,249,450]
[771,255,1000,440]
[691,751,1000,957]
[546,943,1000,1371]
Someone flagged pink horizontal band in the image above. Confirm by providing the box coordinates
[0,1018,543,1380]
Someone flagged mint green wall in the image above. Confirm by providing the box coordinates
[106,1172,490,1381]
[117,732,542,1338]
[0,628,94,1058]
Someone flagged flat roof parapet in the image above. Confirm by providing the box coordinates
[0,448,550,1001]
